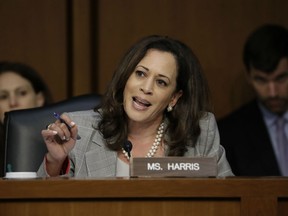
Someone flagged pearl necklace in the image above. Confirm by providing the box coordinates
[122,122,164,160]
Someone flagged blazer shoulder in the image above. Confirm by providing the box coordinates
[199,112,217,131]
[66,109,100,128]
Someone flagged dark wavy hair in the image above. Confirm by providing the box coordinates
[243,24,288,73]
[0,61,53,105]
[97,35,211,156]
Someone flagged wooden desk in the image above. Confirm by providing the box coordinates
[0,177,287,216]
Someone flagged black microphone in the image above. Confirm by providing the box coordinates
[123,140,133,158]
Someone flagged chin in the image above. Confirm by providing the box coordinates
[126,111,145,122]
[129,115,148,123]
[267,107,286,115]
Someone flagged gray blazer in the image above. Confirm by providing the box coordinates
[37,110,233,177]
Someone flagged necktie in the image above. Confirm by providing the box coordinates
[276,117,288,176]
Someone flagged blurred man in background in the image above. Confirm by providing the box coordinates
[218,24,288,176]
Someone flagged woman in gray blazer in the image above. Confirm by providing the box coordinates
[38,35,233,177]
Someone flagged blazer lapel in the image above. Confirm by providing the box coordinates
[85,131,118,177]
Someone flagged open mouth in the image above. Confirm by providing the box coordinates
[133,96,151,107]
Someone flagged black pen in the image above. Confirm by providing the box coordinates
[53,112,81,140]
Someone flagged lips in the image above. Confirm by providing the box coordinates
[132,96,151,108]
[265,98,284,107]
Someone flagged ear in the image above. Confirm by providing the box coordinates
[35,92,45,107]
[169,90,183,107]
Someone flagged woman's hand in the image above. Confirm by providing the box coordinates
[41,113,78,165]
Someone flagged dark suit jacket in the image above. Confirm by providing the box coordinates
[217,99,281,176]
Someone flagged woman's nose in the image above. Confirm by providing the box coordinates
[8,95,19,108]
[140,79,153,94]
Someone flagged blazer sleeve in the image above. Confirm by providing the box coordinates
[192,112,234,177]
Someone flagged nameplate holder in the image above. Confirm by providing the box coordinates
[130,157,217,177]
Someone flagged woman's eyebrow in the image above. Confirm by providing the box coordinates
[136,65,149,71]
[136,65,171,81]
[158,74,171,83]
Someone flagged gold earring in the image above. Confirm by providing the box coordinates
[167,105,173,112]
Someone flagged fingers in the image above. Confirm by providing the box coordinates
[42,128,58,141]
[45,117,78,141]
[42,123,77,161]
[46,124,53,130]
[54,114,78,140]
[42,129,74,162]
[59,114,74,125]
[45,123,66,140]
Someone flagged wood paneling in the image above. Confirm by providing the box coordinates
[1,0,288,116]
[71,0,93,96]
[0,177,287,216]
[0,200,240,216]
[0,0,67,101]
[95,0,288,118]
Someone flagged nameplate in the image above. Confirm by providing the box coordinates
[130,157,217,177]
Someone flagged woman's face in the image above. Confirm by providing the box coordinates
[0,71,44,122]
[123,49,182,125]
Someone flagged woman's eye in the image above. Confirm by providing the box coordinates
[0,94,8,100]
[157,79,167,86]
[17,90,28,97]
[136,70,145,77]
